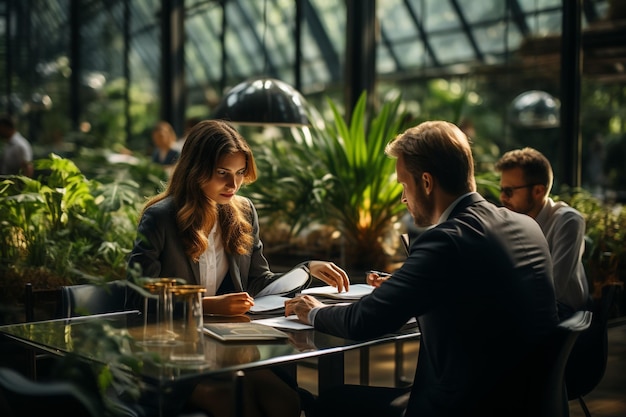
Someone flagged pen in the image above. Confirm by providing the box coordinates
[366,270,392,277]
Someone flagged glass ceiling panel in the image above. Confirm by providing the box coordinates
[471,22,524,62]
[378,0,419,43]
[429,32,475,65]
[186,4,222,84]
[416,0,461,32]
[301,0,345,87]
[308,0,345,55]
[224,1,262,80]
[517,0,562,14]
[3,0,613,115]
[460,0,507,22]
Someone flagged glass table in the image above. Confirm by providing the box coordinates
[0,311,420,416]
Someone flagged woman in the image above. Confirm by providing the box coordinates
[150,120,180,176]
[128,119,349,416]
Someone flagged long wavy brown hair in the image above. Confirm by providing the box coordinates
[143,120,258,261]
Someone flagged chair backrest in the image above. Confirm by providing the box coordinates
[59,280,130,318]
[24,283,62,322]
[0,367,101,417]
[565,284,618,400]
[526,310,593,417]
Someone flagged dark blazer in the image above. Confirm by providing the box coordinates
[314,193,559,417]
[128,196,306,296]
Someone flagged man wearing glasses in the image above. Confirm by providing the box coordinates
[495,147,590,320]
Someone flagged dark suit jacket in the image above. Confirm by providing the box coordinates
[314,193,559,417]
[127,196,307,296]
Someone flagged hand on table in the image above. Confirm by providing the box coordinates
[309,261,350,292]
[203,292,254,316]
[284,295,326,325]
[366,271,391,288]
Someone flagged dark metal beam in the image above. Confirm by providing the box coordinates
[160,0,186,137]
[449,0,483,62]
[303,0,340,83]
[344,0,376,121]
[69,0,80,130]
[508,0,529,36]
[123,0,131,143]
[559,0,582,188]
[403,0,440,67]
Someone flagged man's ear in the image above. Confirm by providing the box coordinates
[422,172,434,194]
[533,184,547,200]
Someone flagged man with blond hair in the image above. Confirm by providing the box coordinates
[286,121,558,417]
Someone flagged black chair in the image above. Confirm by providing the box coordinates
[524,309,593,417]
[0,366,102,417]
[59,280,134,318]
[565,284,619,417]
[22,283,62,380]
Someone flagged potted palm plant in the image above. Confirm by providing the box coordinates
[244,92,410,272]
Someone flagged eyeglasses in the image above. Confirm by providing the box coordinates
[499,184,538,198]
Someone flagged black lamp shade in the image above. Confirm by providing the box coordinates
[213,78,309,127]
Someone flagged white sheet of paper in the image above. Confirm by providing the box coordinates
[253,315,314,330]
[301,283,374,300]
[249,294,290,314]
[255,267,309,297]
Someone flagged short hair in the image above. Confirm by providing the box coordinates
[495,147,553,193]
[0,114,16,129]
[385,120,475,195]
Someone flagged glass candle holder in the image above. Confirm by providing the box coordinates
[141,278,178,345]
[169,284,206,363]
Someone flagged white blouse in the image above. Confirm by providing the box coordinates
[198,223,229,296]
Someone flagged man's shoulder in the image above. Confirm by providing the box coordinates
[443,198,540,236]
[547,199,584,221]
[13,132,31,148]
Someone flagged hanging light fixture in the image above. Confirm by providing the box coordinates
[510,90,560,129]
[508,0,559,130]
[213,77,309,127]
[212,0,309,127]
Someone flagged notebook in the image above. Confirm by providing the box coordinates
[203,322,289,342]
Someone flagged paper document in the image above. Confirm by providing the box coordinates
[253,315,314,330]
[249,294,290,314]
[301,283,374,300]
[255,267,309,297]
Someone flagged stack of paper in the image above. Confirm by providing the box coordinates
[301,283,374,300]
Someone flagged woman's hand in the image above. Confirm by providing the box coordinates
[203,292,254,316]
[309,261,350,293]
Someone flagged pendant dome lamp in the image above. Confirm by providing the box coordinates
[212,0,309,127]
[212,77,310,127]
[509,90,560,129]
[507,0,559,130]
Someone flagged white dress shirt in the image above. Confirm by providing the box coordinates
[535,197,589,312]
[198,223,229,296]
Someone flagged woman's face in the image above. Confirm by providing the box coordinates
[201,152,247,204]
[152,129,173,150]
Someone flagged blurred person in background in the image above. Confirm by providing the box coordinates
[0,114,34,177]
[151,120,180,176]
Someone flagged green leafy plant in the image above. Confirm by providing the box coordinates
[0,154,147,305]
[244,92,410,270]
[563,189,626,300]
